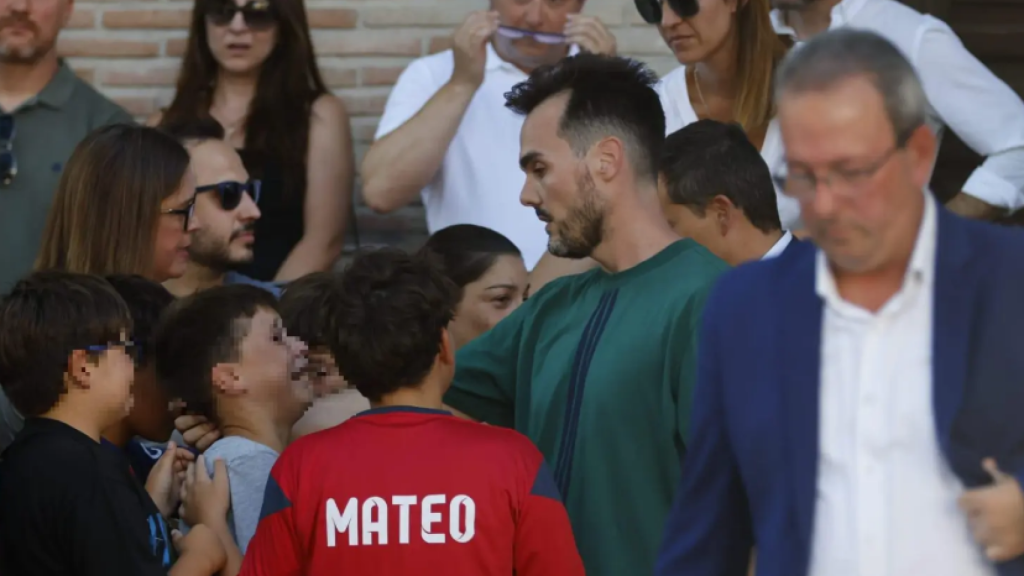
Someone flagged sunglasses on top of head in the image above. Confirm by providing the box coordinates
[634,0,700,23]
[205,0,276,30]
[196,179,261,210]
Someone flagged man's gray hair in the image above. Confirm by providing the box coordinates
[775,29,928,142]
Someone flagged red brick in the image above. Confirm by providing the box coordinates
[166,38,188,57]
[320,67,359,88]
[67,9,96,29]
[74,67,96,84]
[316,33,422,57]
[361,66,404,86]
[113,96,159,116]
[101,67,180,87]
[102,9,193,29]
[340,93,390,116]
[361,7,467,28]
[307,9,359,29]
[58,39,161,58]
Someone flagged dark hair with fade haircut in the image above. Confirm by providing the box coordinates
[504,53,665,182]
[660,120,782,233]
[0,271,132,417]
[104,275,175,368]
[159,116,227,143]
[421,224,521,289]
[332,248,460,403]
[153,284,279,422]
[279,271,344,354]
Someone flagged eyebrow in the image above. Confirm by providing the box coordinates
[519,151,542,171]
[485,283,518,291]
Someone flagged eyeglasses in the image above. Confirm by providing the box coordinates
[634,0,700,24]
[496,25,566,45]
[196,179,261,211]
[205,0,276,30]
[0,114,16,185]
[86,340,141,365]
[773,145,903,201]
[161,197,196,232]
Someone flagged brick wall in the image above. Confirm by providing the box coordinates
[62,0,681,256]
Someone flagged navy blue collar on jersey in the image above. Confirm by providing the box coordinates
[354,406,452,418]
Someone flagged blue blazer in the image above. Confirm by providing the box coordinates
[657,207,1024,576]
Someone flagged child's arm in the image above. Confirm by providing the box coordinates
[169,524,227,576]
[180,456,243,576]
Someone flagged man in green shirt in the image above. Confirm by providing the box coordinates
[443,54,729,576]
[0,0,134,295]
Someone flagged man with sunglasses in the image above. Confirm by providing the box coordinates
[361,0,617,277]
[161,119,281,299]
[0,0,135,295]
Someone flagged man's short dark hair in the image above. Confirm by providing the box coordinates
[660,120,782,233]
[331,248,459,403]
[153,284,278,421]
[279,271,344,354]
[504,53,665,181]
[159,116,226,143]
[0,271,132,417]
[104,275,174,368]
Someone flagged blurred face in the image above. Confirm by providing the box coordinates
[519,94,607,259]
[449,254,529,350]
[204,0,278,76]
[153,168,200,282]
[126,363,178,442]
[234,308,310,421]
[658,0,739,65]
[0,0,70,63]
[491,0,583,59]
[657,177,728,257]
[71,330,137,422]
[187,139,260,271]
[777,76,935,274]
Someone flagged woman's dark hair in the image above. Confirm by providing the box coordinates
[35,124,191,277]
[160,0,328,201]
[420,225,522,288]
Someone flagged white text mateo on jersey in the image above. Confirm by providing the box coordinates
[326,495,477,546]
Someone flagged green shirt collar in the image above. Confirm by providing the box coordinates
[32,59,77,110]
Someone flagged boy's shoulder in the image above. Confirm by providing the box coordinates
[204,435,279,469]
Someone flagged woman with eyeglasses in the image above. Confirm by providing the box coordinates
[639,0,801,229]
[152,0,354,284]
[35,124,200,282]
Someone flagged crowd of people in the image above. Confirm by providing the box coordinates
[1,0,1023,574]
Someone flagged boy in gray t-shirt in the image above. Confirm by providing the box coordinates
[154,285,312,553]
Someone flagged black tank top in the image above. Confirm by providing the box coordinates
[235,149,304,281]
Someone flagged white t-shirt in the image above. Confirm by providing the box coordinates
[375,44,562,269]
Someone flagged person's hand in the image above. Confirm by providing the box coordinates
[564,14,617,55]
[179,455,231,530]
[450,10,499,89]
[175,415,220,452]
[171,524,227,574]
[959,458,1024,562]
[144,441,195,518]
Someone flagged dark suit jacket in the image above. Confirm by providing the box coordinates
[656,207,1024,576]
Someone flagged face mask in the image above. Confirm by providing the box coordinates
[634,0,700,23]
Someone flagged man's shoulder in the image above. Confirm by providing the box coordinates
[717,241,813,302]
[854,0,944,41]
[67,74,134,126]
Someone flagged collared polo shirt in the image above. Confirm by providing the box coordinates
[374,44,579,270]
[0,60,134,293]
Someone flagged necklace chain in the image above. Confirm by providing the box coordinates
[693,67,710,118]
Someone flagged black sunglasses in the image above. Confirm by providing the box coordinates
[205,0,276,30]
[634,0,700,23]
[0,114,16,186]
[162,197,196,232]
[196,179,261,211]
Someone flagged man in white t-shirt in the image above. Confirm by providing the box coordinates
[771,0,1024,222]
[360,0,617,270]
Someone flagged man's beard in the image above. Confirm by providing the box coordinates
[0,19,50,64]
[189,228,254,271]
[547,168,605,260]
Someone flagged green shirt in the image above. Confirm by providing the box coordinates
[0,60,135,293]
[444,239,729,576]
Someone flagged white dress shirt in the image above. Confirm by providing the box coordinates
[761,230,793,260]
[809,194,995,576]
[773,0,1024,217]
[375,44,580,269]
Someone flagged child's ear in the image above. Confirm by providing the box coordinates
[66,349,95,390]
[211,363,245,395]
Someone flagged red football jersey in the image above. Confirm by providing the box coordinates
[239,406,584,576]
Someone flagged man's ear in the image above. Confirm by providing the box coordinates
[590,137,627,183]
[439,327,455,367]
[211,363,245,395]
[905,124,938,191]
[67,349,95,390]
[708,195,736,235]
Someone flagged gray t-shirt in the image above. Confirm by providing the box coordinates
[199,436,279,553]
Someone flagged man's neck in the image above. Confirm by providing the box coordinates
[219,407,294,454]
[590,184,681,274]
[0,54,60,111]
[780,0,842,39]
[163,263,226,298]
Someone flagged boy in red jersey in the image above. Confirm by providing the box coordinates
[240,248,584,576]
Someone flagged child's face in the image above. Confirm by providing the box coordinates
[126,363,179,442]
[301,349,346,398]
[90,333,138,419]
[236,308,311,418]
